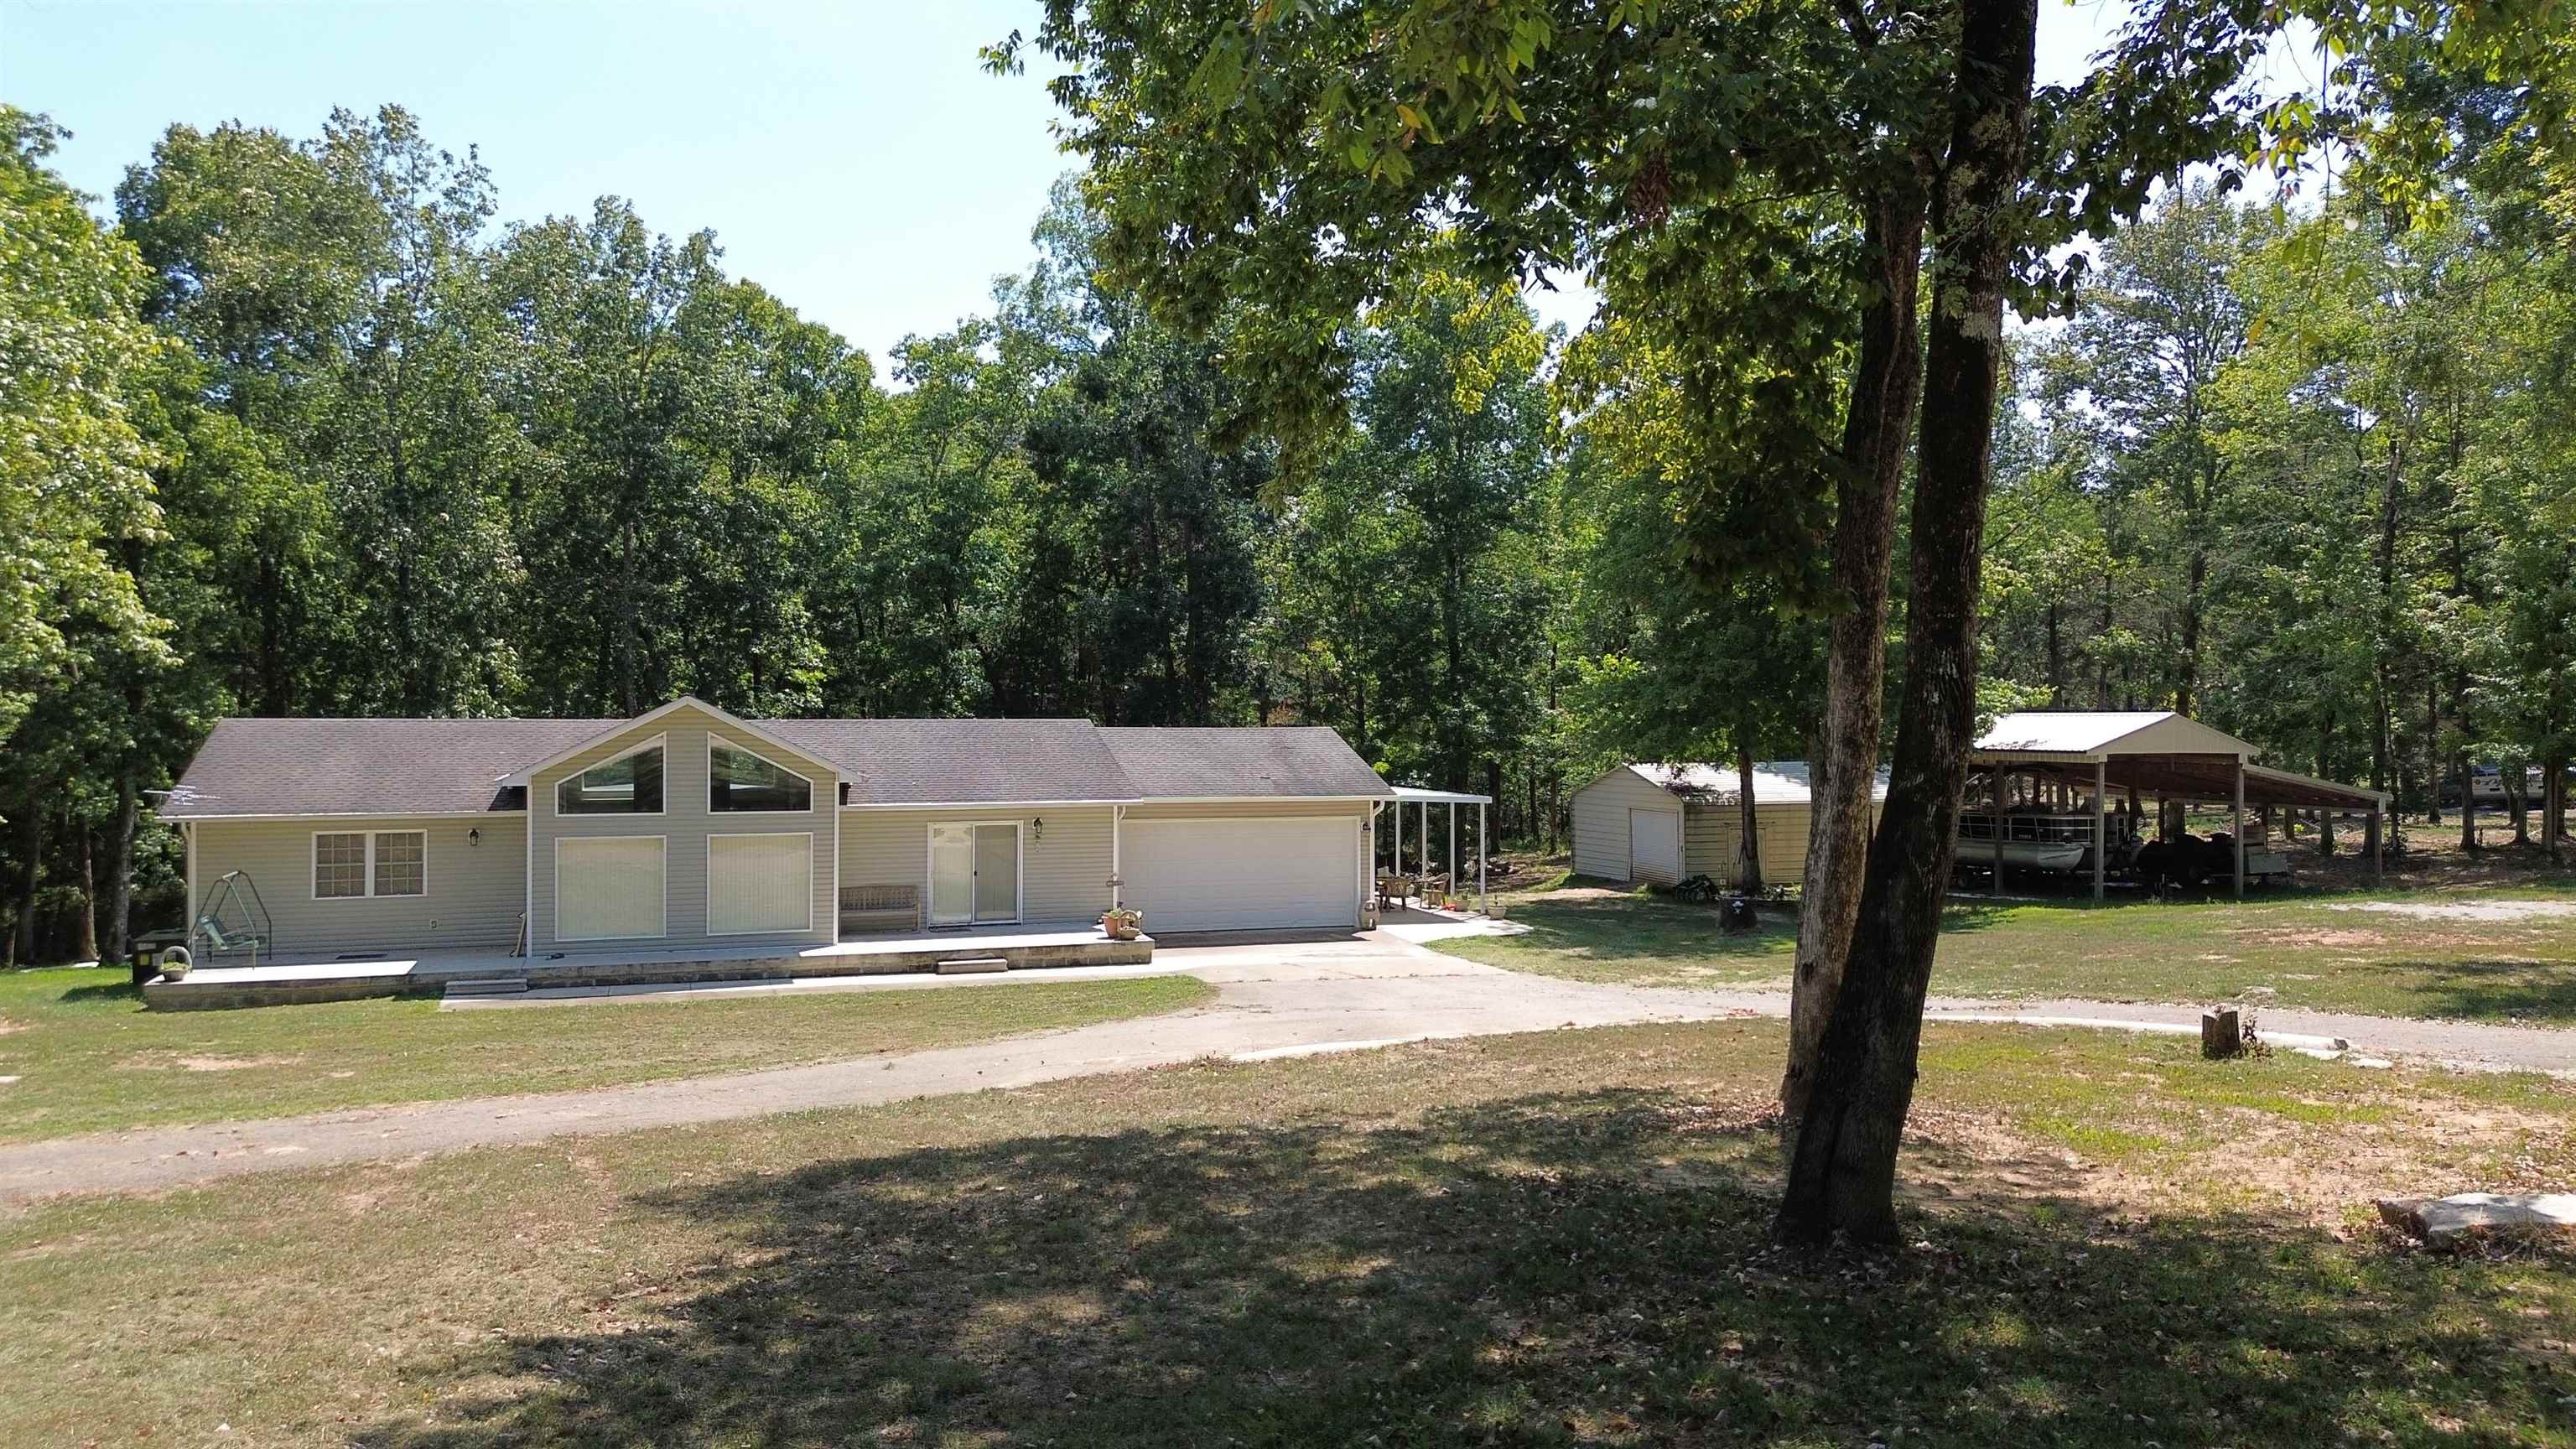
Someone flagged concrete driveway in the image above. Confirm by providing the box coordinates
[4,922,2571,1204]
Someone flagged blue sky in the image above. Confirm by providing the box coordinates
[8,0,2162,363]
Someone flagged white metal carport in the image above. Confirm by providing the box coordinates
[1971,711,2395,900]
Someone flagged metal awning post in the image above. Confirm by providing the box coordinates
[2232,759,2246,898]
[1478,801,1488,915]
[2093,760,2106,903]
[1393,797,1403,877]
[1448,801,1457,905]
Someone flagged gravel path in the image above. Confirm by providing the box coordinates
[3,933,2568,1205]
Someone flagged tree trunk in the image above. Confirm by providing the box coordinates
[2459,750,2478,852]
[1782,180,1927,1118]
[75,815,101,963]
[2547,752,2568,864]
[2176,546,2205,716]
[1736,745,1763,893]
[10,808,38,967]
[105,775,140,963]
[2044,600,2063,699]
[1779,0,2035,1246]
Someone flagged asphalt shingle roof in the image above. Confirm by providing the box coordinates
[767,719,1136,805]
[1098,727,1394,799]
[163,717,616,818]
[163,713,1389,818]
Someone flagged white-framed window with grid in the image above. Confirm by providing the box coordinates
[312,829,428,899]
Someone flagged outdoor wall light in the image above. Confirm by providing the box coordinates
[1032,817,1044,841]
[468,828,480,847]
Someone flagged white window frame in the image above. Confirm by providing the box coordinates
[311,828,430,901]
[923,819,1025,927]
[707,733,815,816]
[552,834,669,943]
[551,733,668,818]
[706,831,816,936]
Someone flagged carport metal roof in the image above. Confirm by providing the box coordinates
[1388,784,1494,803]
[1971,711,2389,809]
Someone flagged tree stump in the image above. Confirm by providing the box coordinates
[2201,1007,2242,1060]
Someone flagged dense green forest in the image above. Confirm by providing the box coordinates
[3,88,2571,966]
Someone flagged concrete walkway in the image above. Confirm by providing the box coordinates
[4,929,2570,1205]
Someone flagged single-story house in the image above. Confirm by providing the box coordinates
[159,696,1393,961]
[1569,761,1889,887]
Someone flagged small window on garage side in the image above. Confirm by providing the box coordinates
[710,736,812,813]
[557,739,665,814]
[314,833,367,898]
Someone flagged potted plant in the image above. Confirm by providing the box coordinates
[157,949,192,982]
[1101,907,1145,941]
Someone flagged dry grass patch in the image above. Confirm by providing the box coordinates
[4,1020,2574,1447]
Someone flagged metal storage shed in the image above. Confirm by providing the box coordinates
[1569,761,1889,888]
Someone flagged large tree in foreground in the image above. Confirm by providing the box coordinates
[991,0,2557,1241]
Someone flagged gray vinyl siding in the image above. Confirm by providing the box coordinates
[1569,769,1683,883]
[529,706,839,952]
[186,815,527,958]
[838,805,1116,927]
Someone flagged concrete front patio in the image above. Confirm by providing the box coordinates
[143,923,1156,1010]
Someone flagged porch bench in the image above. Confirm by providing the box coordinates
[839,883,921,934]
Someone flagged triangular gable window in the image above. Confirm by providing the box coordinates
[711,736,813,813]
[558,737,666,815]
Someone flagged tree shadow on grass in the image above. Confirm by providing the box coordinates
[358,1087,2572,1447]
[51,979,142,1006]
[2399,958,2576,1023]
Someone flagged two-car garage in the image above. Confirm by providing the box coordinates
[1118,814,1363,932]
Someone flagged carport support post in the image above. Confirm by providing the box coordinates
[1478,801,1488,915]
[2092,760,2106,902]
[2232,760,2246,899]
[1448,802,1457,906]
[1992,768,2006,898]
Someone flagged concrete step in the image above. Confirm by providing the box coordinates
[443,977,530,998]
[934,956,1009,975]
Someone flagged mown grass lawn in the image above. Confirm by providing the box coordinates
[1441,878,2576,1023]
[3,1020,2570,1446]
[0,968,1213,1142]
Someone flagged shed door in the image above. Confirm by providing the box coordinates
[1628,809,1682,884]
[1121,817,1358,932]
[556,836,666,942]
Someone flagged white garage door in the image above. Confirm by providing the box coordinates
[1122,817,1358,932]
[709,832,812,935]
[1629,808,1682,883]
[556,835,666,942]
